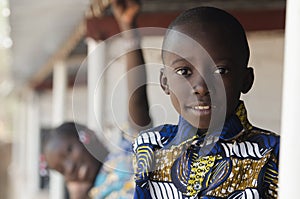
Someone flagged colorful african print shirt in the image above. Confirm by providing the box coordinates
[132,101,280,199]
[89,138,135,199]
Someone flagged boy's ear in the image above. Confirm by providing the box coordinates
[160,68,170,95]
[241,67,254,94]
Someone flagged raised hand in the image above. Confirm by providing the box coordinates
[111,0,141,30]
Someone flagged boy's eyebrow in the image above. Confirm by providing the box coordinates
[170,57,192,66]
[213,58,239,67]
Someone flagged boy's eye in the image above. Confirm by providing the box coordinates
[175,68,192,76]
[214,67,229,75]
[67,145,73,153]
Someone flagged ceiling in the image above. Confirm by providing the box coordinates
[9,0,286,90]
[9,0,90,88]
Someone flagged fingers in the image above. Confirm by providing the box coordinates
[111,0,140,10]
[110,0,141,30]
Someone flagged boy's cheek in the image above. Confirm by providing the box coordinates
[170,93,180,107]
[222,89,241,115]
[169,77,193,92]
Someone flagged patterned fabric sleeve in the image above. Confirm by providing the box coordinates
[132,125,176,199]
[262,135,280,199]
[132,146,153,198]
[133,182,152,199]
[133,132,156,199]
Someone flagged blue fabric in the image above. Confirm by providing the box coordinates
[90,138,135,199]
[133,102,280,199]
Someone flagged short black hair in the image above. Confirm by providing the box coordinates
[162,6,249,66]
[50,122,81,139]
[44,122,108,164]
[44,122,88,148]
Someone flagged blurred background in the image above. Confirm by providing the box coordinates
[0,0,286,198]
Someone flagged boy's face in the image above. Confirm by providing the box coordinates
[45,135,100,183]
[161,23,253,130]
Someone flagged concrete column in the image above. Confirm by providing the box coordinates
[9,93,27,199]
[49,61,67,199]
[86,38,106,140]
[25,90,41,198]
[279,0,300,198]
[52,61,67,126]
[9,89,41,199]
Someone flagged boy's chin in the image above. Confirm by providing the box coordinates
[189,118,225,132]
[188,119,210,131]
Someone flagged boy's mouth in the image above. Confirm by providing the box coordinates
[186,103,213,117]
[193,105,210,110]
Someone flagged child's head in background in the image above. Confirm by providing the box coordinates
[44,122,102,183]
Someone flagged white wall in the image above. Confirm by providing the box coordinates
[243,31,284,133]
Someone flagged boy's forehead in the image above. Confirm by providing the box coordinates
[46,136,66,150]
[167,23,233,48]
[163,23,246,67]
[163,28,212,63]
[163,52,213,69]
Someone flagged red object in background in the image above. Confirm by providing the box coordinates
[86,9,285,41]
[39,154,48,177]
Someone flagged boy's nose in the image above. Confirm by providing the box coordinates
[64,159,75,175]
[192,76,210,97]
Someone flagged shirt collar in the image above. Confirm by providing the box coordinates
[175,101,252,144]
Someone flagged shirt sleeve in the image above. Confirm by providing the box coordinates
[262,136,280,198]
[133,184,152,199]
[132,134,156,199]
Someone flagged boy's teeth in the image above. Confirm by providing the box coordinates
[194,105,210,110]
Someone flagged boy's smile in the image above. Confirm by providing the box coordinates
[161,23,254,130]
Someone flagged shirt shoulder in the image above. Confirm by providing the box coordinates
[238,126,280,159]
[132,124,178,153]
[248,127,280,145]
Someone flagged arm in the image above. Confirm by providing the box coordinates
[111,0,152,131]
[67,181,91,199]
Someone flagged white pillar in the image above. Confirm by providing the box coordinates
[279,0,300,198]
[86,38,106,140]
[9,93,27,199]
[49,61,67,199]
[52,61,67,126]
[9,89,41,199]
[25,90,41,198]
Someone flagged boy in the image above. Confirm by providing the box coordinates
[44,122,108,199]
[133,6,279,199]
